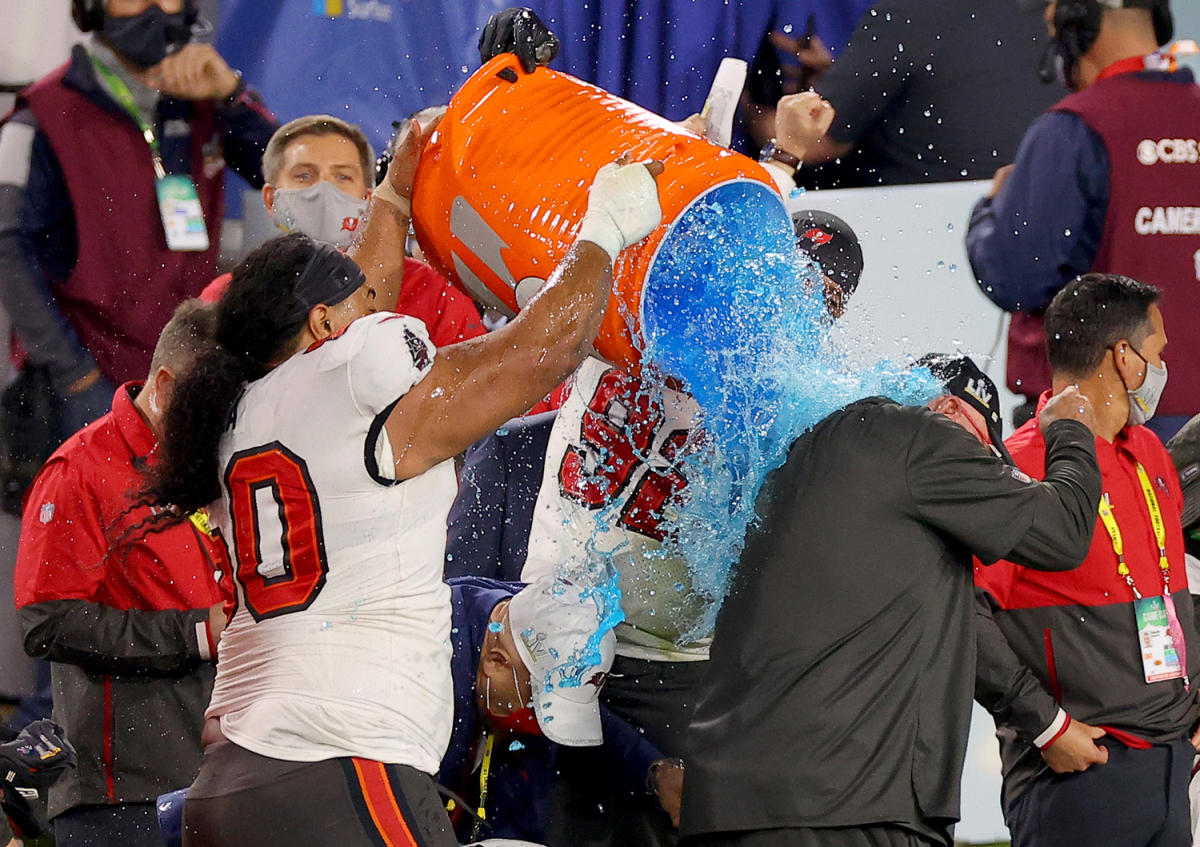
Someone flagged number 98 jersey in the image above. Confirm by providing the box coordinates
[524,356,712,661]
[206,312,456,775]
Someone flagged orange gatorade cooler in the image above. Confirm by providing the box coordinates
[411,55,792,373]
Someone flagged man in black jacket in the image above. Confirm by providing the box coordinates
[680,360,1102,847]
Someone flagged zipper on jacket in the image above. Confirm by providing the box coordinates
[1043,628,1063,704]
[103,675,115,800]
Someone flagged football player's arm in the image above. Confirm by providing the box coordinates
[384,160,663,481]
[348,187,408,317]
[349,118,441,316]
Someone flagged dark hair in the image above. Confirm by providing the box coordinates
[145,233,321,514]
[1044,273,1160,377]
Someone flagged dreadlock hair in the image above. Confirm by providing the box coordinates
[145,233,324,514]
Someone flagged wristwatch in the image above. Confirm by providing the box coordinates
[759,138,801,170]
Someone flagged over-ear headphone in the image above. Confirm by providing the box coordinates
[1041,0,1175,87]
[1048,0,1105,86]
[72,0,199,34]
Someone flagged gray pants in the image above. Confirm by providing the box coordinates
[183,740,456,847]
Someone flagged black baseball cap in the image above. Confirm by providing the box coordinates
[792,210,864,301]
[916,354,1015,465]
[1167,415,1200,531]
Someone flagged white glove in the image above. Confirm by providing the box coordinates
[576,161,663,263]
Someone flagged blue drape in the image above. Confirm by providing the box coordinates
[216,0,873,154]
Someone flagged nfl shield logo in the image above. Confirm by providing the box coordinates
[38,503,54,524]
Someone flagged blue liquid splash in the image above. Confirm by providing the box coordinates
[639,181,939,637]
[543,179,940,659]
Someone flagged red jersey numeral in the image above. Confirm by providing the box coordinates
[558,372,692,540]
[225,442,328,622]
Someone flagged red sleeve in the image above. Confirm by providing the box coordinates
[199,273,233,304]
[398,258,486,347]
[973,422,1043,607]
[15,458,108,607]
[974,555,1018,608]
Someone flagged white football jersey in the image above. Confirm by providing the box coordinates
[524,356,712,661]
[207,312,456,774]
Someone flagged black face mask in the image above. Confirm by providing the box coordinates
[101,6,191,69]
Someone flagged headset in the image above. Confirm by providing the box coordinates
[1041,0,1175,85]
[72,0,200,34]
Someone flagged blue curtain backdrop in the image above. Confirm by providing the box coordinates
[216,0,872,158]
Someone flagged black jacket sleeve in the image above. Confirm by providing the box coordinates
[20,600,209,677]
[907,414,1100,570]
[216,86,278,188]
[974,587,1063,742]
[1001,420,1101,569]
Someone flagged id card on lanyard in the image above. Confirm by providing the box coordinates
[91,56,210,252]
[1098,462,1188,687]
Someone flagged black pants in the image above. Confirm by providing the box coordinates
[183,740,456,847]
[546,655,710,847]
[1008,739,1193,847]
[54,802,163,847]
[682,824,940,847]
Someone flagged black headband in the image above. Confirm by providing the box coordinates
[283,241,366,324]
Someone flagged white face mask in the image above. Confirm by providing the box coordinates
[1123,349,1168,427]
[271,181,367,249]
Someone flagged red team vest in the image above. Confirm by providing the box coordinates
[21,65,223,384]
[1008,71,1200,416]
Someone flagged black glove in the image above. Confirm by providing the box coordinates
[0,719,77,788]
[478,7,560,73]
[0,781,48,840]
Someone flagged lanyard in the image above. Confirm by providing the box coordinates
[188,508,215,537]
[464,732,495,842]
[89,56,167,179]
[1096,462,1171,601]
